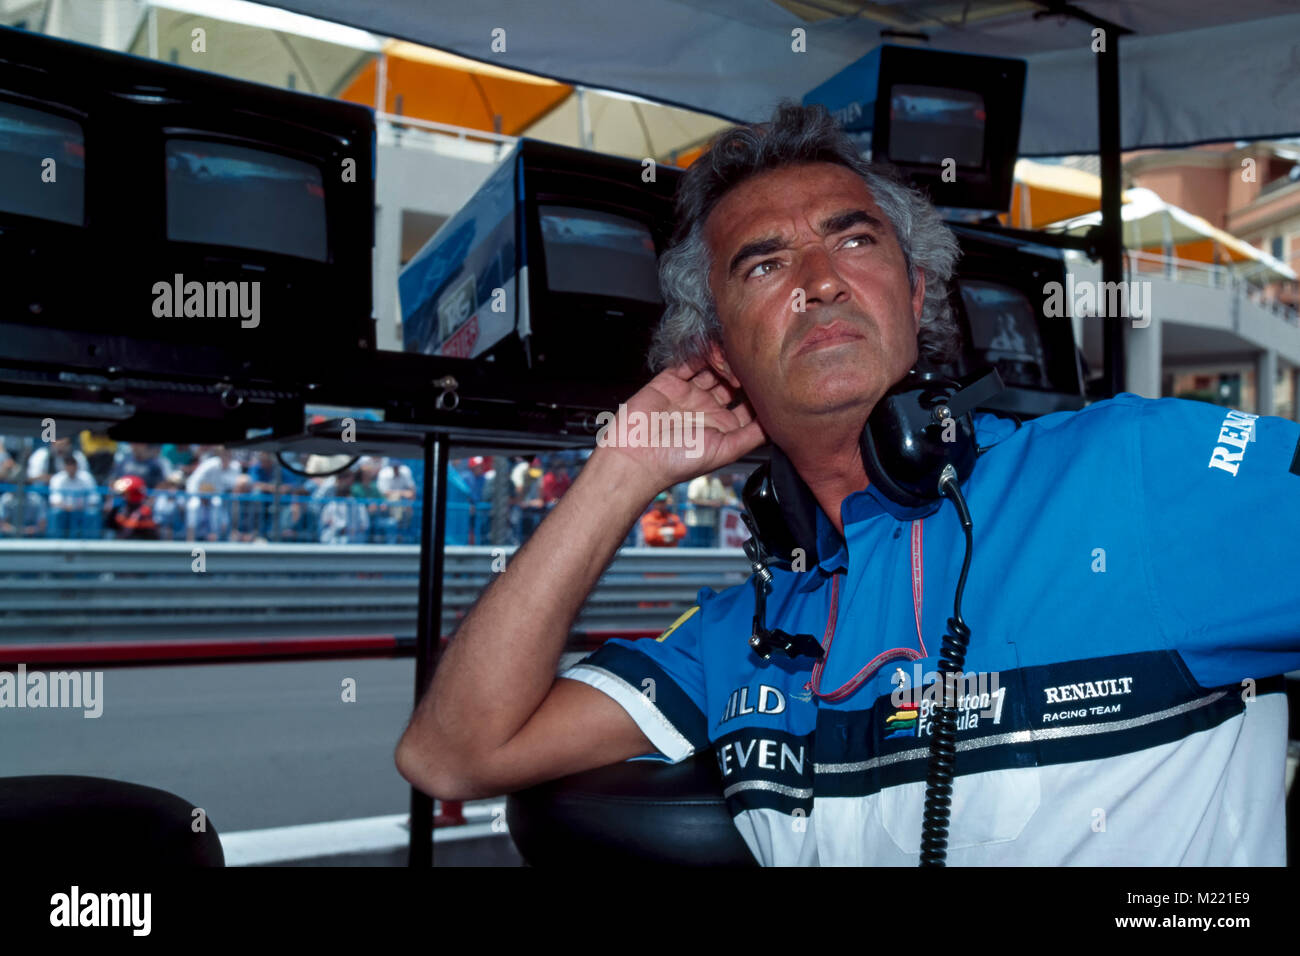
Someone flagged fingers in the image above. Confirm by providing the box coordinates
[667,359,711,382]
[696,403,763,441]
[684,366,743,410]
[728,398,756,428]
[716,416,768,462]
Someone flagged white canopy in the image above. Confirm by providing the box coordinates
[262,0,1300,156]
[1055,187,1298,281]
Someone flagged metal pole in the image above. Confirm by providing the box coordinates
[577,86,593,150]
[1096,24,1126,397]
[271,456,282,543]
[408,433,449,867]
[1029,2,1131,398]
[490,457,512,546]
[13,437,31,535]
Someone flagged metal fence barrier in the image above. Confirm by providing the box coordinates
[0,541,750,644]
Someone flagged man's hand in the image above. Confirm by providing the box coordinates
[597,361,767,493]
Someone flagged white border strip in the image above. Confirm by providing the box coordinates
[220,803,506,866]
[561,663,694,762]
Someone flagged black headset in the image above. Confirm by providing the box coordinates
[738,357,1004,583]
[736,357,1006,866]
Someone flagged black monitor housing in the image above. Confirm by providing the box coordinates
[947,224,1085,417]
[804,44,1026,214]
[400,139,681,391]
[0,26,375,441]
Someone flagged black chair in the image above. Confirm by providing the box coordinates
[506,752,757,866]
[0,775,225,866]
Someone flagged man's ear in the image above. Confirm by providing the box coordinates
[706,339,741,389]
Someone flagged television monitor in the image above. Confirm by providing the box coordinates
[803,45,1025,213]
[0,26,374,366]
[164,138,329,262]
[0,98,84,224]
[0,26,374,441]
[401,138,680,392]
[946,223,1086,417]
[537,204,662,302]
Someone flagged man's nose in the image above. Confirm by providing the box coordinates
[793,245,850,308]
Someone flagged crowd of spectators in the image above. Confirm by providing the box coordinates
[0,432,752,547]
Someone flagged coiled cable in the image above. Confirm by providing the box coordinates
[919,465,974,867]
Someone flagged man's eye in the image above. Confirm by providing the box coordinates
[842,234,875,249]
[747,260,779,278]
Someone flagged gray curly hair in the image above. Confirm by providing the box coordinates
[649,101,962,374]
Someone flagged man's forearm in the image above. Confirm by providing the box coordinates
[401,448,660,772]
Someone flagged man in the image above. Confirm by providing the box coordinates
[378,457,418,544]
[639,492,687,547]
[0,488,47,537]
[513,456,547,541]
[396,103,1300,865]
[185,447,241,542]
[459,457,490,544]
[318,468,370,545]
[228,474,264,543]
[247,450,307,497]
[541,460,573,509]
[48,455,100,539]
[105,475,160,540]
[79,430,118,485]
[111,443,167,490]
[26,438,89,485]
[685,471,728,547]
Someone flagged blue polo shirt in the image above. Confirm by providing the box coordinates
[561,393,1300,865]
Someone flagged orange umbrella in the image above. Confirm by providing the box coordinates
[339,40,571,135]
[999,159,1114,230]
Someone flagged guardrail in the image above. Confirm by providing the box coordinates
[0,541,749,645]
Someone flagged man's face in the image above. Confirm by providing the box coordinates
[702,162,925,431]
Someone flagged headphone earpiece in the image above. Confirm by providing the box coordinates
[740,361,1004,559]
[858,363,981,510]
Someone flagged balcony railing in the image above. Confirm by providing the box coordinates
[1124,250,1299,325]
[375,112,516,162]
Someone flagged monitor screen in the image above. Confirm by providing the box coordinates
[889,84,985,168]
[959,280,1051,390]
[539,205,662,303]
[0,100,84,225]
[165,138,327,262]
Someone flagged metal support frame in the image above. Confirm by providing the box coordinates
[1095,28,1126,398]
[1032,1,1132,399]
[408,432,449,867]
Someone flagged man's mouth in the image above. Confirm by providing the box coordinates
[794,322,865,356]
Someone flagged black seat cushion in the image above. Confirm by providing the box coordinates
[0,775,225,866]
[506,752,758,866]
